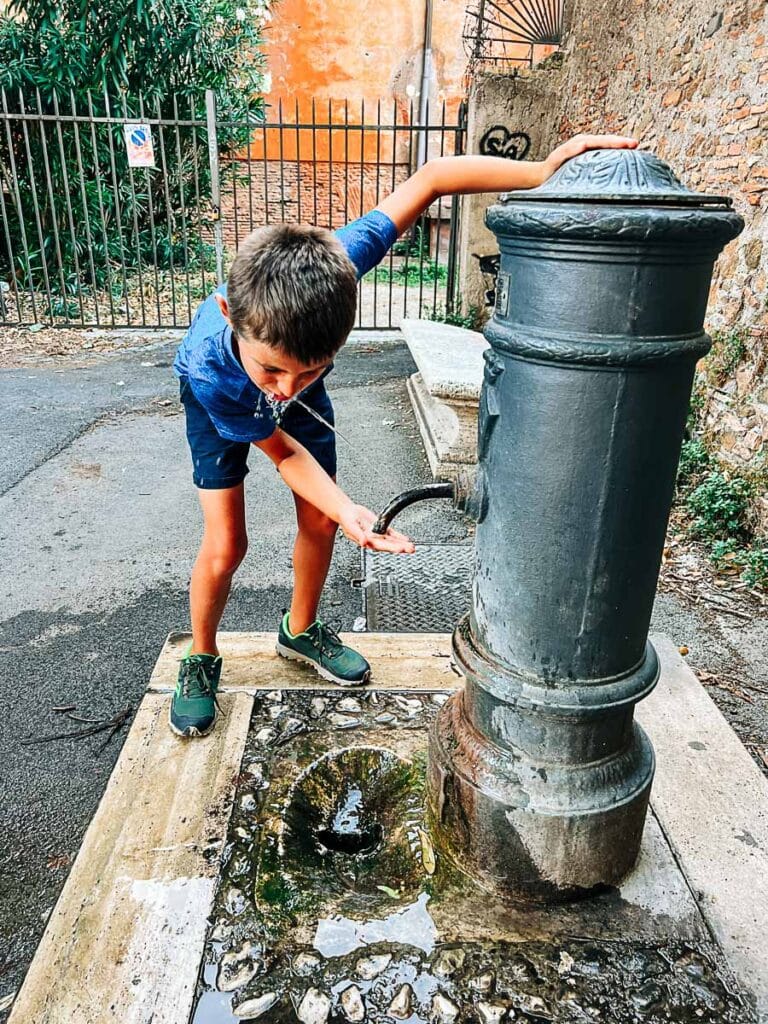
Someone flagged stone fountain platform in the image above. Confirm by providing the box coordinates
[8,633,768,1023]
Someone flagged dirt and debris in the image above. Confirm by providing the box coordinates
[0,325,183,369]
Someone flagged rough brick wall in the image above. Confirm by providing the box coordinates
[460,0,768,331]
[219,161,410,250]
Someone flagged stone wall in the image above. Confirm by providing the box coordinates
[219,161,411,249]
[458,0,768,332]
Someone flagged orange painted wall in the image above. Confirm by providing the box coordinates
[252,0,473,162]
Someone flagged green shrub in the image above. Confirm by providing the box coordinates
[686,471,752,541]
[391,226,428,258]
[677,438,712,488]
[710,537,768,589]
[368,259,448,286]
[741,545,768,588]
[426,304,484,331]
[0,0,266,310]
[704,328,748,386]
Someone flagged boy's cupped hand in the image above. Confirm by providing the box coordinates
[339,503,416,554]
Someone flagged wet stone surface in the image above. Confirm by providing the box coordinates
[191,690,754,1024]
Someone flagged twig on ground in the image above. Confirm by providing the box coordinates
[22,705,134,751]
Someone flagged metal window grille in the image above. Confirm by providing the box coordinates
[463,0,564,71]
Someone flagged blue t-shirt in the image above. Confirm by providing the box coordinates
[173,209,398,443]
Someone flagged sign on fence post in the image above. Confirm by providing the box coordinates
[124,124,156,168]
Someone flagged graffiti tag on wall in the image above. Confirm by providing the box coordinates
[479,126,531,160]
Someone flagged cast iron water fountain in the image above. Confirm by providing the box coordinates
[376,147,744,901]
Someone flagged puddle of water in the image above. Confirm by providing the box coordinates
[313,892,437,958]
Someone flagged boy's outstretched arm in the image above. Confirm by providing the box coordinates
[255,429,415,555]
[376,133,638,234]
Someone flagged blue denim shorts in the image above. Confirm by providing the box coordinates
[180,380,337,489]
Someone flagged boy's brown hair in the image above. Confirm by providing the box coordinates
[226,223,358,364]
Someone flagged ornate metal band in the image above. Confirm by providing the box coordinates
[483,320,713,367]
[486,202,744,246]
[432,695,656,814]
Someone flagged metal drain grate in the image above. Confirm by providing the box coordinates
[360,544,473,631]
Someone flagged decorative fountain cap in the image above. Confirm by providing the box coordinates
[502,147,733,208]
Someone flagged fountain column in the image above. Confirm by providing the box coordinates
[427,149,743,901]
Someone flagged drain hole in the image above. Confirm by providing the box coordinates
[314,784,383,856]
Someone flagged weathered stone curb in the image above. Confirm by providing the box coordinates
[637,636,768,1020]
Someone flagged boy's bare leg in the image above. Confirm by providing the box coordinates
[288,490,338,634]
[190,483,248,655]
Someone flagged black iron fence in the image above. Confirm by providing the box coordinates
[0,90,466,330]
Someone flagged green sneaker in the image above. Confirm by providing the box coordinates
[169,652,222,738]
[276,614,370,687]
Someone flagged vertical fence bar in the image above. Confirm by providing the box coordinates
[402,99,415,321]
[84,90,117,326]
[136,92,163,323]
[445,101,465,314]
[387,99,397,329]
[277,97,286,224]
[18,91,55,321]
[311,98,319,227]
[155,95,178,325]
[245,109,255,234]
[261,105,270,226]
[205,90,225,286]
[69,89,101,325]
[372,98,382,328]
[51,90,86,324]
[432,99,447,317]
[294,98,302,224]
[327,98,333,229]
[417,97,431,318]
[357,98,365,328]
[35,88,69,320]
[343,99,349,232]
[231,113,241,251]
[0,142,23,323]
[112,89,147,325]
[172,94,193,323]
[189,94,208,301]
[0,89,37,319]
[101,85,133,325]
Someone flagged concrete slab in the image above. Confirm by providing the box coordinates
[400,319,487,479]
[11,633,767,1022]
[400,319,488,402]
[149,631,457,692]
[7,692,253,1024]
[637,635,768,1020]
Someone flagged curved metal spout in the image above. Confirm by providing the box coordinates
[372,483,454,534]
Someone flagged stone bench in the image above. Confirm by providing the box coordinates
[400,318,488,479]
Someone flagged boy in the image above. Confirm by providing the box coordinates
[172,132,637,738]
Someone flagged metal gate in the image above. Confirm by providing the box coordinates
[0,89,466,330]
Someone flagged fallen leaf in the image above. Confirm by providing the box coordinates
[46,852,72,871]
[418,827,436,875]
[376,884,401,899]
